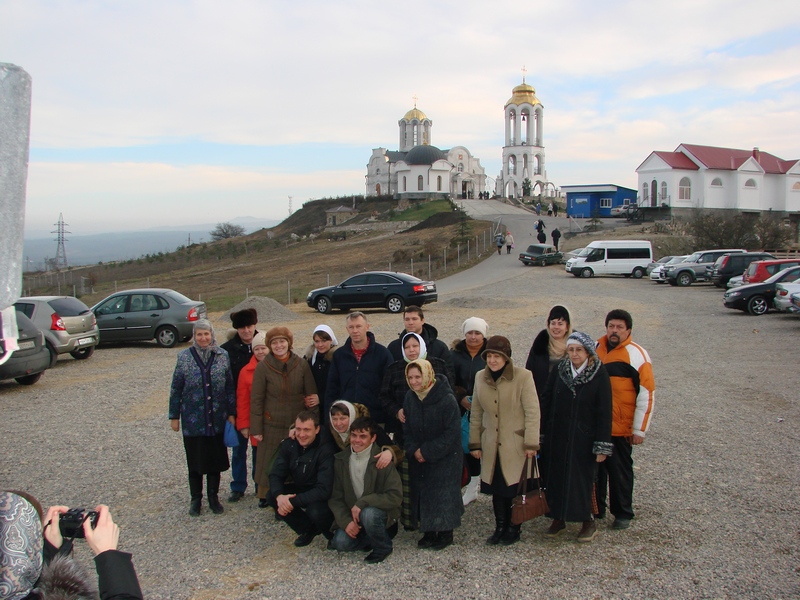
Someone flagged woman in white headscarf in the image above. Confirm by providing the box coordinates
[304,324,338,423]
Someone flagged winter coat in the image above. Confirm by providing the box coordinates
[250,352,318,497]
[304,343,336,421]
[469,359,540,487]
[268,435,334,509]
[450,338,487,400]
[540,358,612,521]
[220,331,255,385]
[403,378,464,531]
[328,448,403,531]
[387,323,454,375]
[524,329,561,400]
[379,355,454,443]
[324,332,393,423]
[169,347,235,436]
[236,354,261,446]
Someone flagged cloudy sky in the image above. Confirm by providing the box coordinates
[2,0,799,235]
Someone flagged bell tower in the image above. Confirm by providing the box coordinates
[398,96,432,152]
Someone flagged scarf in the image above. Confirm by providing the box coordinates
[0,492,43,600]
[406,359,436,401]
[311,324,338,364]
[547,326,572,361]
[401,332,427,362]
[192,319,218,364]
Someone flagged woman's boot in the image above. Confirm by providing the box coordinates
[207,473,224,514]
[431,530,453,551]
[486,495,508,545]
[500,499,520,545]
[188,472,202,516]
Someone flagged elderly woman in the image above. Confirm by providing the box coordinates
[403,359,463,551]
[169,319,236,516]
[250,326,318,507]
[525,305,573,398]
[469,335,540,546]
[540,331,612,542]
[304,324,338,424]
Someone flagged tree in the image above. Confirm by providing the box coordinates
[522,178,532,197]
[688,211,792,250]
[210,222,246,241]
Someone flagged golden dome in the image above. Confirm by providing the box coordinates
[402,107,428,122]
[505,82,541,107]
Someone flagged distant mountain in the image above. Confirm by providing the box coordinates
[23,217,281,270]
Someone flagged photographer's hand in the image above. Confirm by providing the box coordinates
[43,505,69,549]
[83,505,119,556]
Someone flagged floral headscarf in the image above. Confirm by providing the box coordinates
[401,332,427,363]
[405,359,436,401]
[0,492,43,600]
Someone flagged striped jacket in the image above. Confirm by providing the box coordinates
[596,335,654,437]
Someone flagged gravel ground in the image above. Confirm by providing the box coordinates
[1,264,799,599]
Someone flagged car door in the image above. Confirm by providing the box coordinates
[332,274,370,309]
[94,295,130,342]
[123,293,163,341]
[368,274,399,306]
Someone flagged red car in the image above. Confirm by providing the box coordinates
[742,259,800,285]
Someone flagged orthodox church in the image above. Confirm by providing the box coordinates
[365,103,486,200]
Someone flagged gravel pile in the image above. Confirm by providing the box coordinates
[218,296,298,324]
[1,266,798,599]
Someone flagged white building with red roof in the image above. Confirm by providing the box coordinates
[636,144,800,214]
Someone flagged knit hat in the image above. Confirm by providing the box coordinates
[313,324,338,347]
[0,492,43,600]
[230,308,258,329]
[482,335,512,361]
[462,316,488,338]
[547,305,571,325]
[401,332,427,362]
[265,326,294,349]
[566,331,597,356]
[252,331,267,348]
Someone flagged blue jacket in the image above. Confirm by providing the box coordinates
[324,331,393,423]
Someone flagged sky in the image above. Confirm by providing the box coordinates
[2,0,799,236]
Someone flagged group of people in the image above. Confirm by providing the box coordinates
[166,303,654,563]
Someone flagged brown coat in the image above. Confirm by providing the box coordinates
[469,359,540,487]
[250,352,318,498]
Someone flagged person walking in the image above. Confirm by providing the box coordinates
[551,228,562,251]
[494,231,505,256]
[505,232,514,255]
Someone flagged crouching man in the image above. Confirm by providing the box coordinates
[328,417,402,564]
[268,410,334,547]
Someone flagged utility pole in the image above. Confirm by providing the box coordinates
[52,213,70,270]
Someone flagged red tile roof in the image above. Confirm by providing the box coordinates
[653,151,699,170]
[679,144,797,174]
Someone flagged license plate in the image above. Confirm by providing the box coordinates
[17,340,35,350]
[78,337,94,346]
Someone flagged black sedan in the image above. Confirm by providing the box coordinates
[518,244,563,266]
[723,266,800,315]
[306,271,437,314]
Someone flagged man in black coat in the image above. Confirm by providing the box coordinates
[220,307,258,502]
[268,411,335,547]
[386,307,454,374]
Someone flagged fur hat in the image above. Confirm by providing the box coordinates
[230,308,258,329]
[252,331,267,348]
[547,305,571,325]
[482,335,512,361]
[265,326,293,349]
[462,316,488,338]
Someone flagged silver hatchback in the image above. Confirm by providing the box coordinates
[15,296,100,366]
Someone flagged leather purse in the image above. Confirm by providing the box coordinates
[510,456,549,525]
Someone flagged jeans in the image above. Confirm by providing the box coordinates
[269,495,334,537]
[230,432,254,493]
[331,506,392,556]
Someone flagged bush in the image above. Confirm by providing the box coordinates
[688,211,791,250]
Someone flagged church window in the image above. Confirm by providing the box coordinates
[403,176,407,192]
[418,175,424,191]
[413,124,419,146]
[792,182,800,190]
[711,178,723,187]
[661,181,667,200]
[744,179,757,188]
[642,184,649,203]
[533,155,540,175]
[458,163,464,173]
[437,176,442,191]
[679,177,691,200]
[376,168,380,175]
[509,156,516,176]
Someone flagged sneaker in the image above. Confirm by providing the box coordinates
[544,519,565,537]
[577,520,597,543]
[227,491,244,503]
[364,550,392,564]
[294,531,318,547]
[612,518,631,530]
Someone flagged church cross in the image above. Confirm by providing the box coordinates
[521,65,527,83]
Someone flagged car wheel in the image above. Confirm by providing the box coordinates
[539,258,547,267]
[315,296,332,314]
[580,268,593,278]
[155,325,179,348]
[70,346,95,360]
[747,295,768,316]
[16,372,43,385]
[45,342,58,369]
[632,267,644,279]
[386,295,405,313]
[676,272,693,287]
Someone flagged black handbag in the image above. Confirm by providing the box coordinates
[510,456,549,525]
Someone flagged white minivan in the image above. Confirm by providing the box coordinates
[564,240,653,278]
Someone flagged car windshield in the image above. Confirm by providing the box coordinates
[766,268,800,284]
[48,297,91,316]
[685,252,702,263]
[577,247,594,257]
[667,255,688,265]
[163,290,193,304]
[526,246,543,255]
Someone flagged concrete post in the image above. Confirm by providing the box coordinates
[0,63,32,310]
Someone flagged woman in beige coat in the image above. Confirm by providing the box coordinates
[250,326,318,506]
[469,335,540,546]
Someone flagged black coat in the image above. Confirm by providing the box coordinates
[221,333,254,385]
[387,323,454,375]
[268,435,335,509]
[540,359,613,522]
[524,329,558,400]
[305,344,335,423]
[450,338,487,402]
[403,378,464,532]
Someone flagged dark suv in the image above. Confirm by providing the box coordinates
[709,252,775,288]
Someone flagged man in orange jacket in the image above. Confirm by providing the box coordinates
[595,309,655,530]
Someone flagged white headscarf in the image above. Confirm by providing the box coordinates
[401,332,427,363]
[312,324,338,364]
[329,400,357,443]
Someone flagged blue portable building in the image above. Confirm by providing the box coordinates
[561,184,638,218]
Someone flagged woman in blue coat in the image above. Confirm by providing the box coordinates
[169,320,236,516]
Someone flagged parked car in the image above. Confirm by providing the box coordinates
[741,259,800,285]
[791,292,800,314]
[708,252,775,288]
[722,266,800,315]
[727,275,744,289]
[306,271,437,314]
[14,296,99,367]
[0,312,50,385]
[564,240,652,278]
[774,282,800,313]
[518,244,563,266]
[650,255,688,283]
[92,288,206,347]
[663,249,746,287]
[609,204,633,217]
[646,255,676,276]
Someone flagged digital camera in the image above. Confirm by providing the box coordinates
[58,508,99,538]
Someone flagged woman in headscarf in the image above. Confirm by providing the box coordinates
[403,359,463,551]
[469,335,540,546]
[525,305,573,398]
[169,319,235,516]
[304,324,338,423]
[380,333,454,529]
[235,331,270,493]
[250,326,318,507]
[540,331,612,542]
[323,400,401,466]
